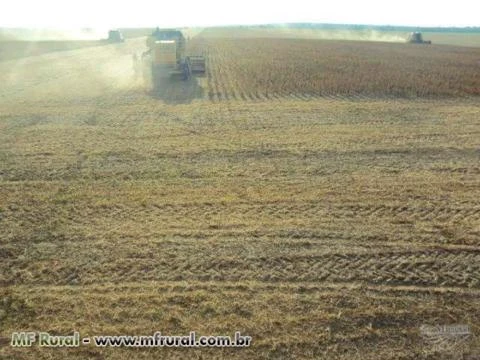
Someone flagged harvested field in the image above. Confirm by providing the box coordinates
[0,40,110,61]
[0,30,479,359]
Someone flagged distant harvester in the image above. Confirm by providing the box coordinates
[407,32,432,44]
[107,30,125,43]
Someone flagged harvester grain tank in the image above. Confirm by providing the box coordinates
[141,28,206,89]
[407,32,431,44]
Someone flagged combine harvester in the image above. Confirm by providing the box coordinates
[107,30,125,43]
[141,28,206,89]
[407,32,432,44]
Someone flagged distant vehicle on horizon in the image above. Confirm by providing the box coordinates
[107,30,125,43]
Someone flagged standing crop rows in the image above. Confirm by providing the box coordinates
[190,37,480,101]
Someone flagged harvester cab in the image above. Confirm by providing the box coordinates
[141,28,206,89]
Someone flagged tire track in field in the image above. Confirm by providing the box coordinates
[73,202,480,224]
[4,248,479,288]
[8,201,476,227]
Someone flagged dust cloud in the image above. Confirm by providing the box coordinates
[202,26,408,43]
[0,38,147,104]
[0,28,110,41]
[272,27,407,42]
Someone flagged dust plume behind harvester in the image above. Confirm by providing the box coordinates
[407,32,432,44]
[140,28,206,90]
